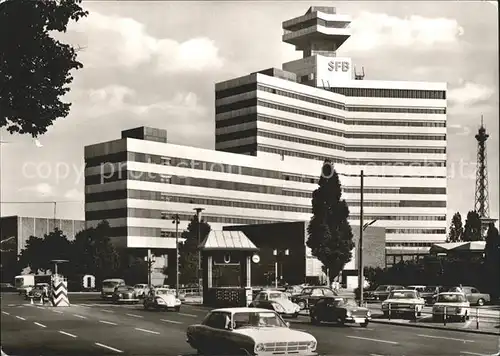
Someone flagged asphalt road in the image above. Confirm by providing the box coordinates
[1,293,499,356]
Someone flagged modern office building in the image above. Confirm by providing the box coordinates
[84,6,447,279]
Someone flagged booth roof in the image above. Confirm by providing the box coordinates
[200,230,258,251]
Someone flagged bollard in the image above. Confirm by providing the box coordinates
[30,296,33,305]
[443,306,447,326]
[476,308,479,329]
[388,303,391,320]
[39,295,43,305]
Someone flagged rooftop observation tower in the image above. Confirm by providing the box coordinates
[282,6,352,59]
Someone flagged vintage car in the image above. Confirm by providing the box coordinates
[310,297,371,327]
[406,285,426,293]
[186,307,318,356]
[0,283,16,292]
[420,286,445,305]
[447,286,490,306]
[432,292,470,322]
[101,278,125,300]
[143,288,181,311]
[381,289,425,319]
[112,285,139,304]
[26,283,50,300]
[284,285,304,297]
[290,286,337,310]
[249,290,301,318]
[133,284,149,298]
[363,285,404,302]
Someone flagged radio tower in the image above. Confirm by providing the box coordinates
[474,116,495,237]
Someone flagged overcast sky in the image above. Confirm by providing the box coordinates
[0,0,498,226]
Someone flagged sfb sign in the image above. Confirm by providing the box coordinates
[328,60,350,72]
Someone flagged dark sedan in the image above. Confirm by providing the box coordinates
[420,286,445,305]
[310,297,371,327]
[363,285,404,302]
[290,286,338,310]
[112,285,139,304]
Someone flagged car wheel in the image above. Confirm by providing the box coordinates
[360,321,369,328]
[310,313,320,325]
[337,317,345,326]
[412,310,418,320]
[383,311,389,318]
[144,303,149,310]
[477,298,485,306]
[298,301,306,310]
[175,306,180,312]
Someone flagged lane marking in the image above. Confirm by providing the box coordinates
[1,311,10,315]
[36,306,46,310]
[95,342,123,353]
[346,336,398,345]
[73,314,87,319]
[371,354,385,356]
[461,352,490,356]
[15,316,26,320]
[126,313,143,318]
[354,327,374,331]
[101,309,114,313]
[417,334,475,343]
[135,327,160,335]
[160,319,183,324]
[34,322,47,328]
[99,320,117,325]
[59,330,77,338]
[7,304,15,306]
[52,310,63,314]
[178,312,197,317]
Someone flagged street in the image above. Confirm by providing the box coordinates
[1,293,499,355]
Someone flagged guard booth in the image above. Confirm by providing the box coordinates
[200,231,259,308]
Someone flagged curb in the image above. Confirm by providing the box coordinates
[370,319,500,336]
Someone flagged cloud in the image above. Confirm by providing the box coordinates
[343,12,464,52]
[448,82,495,106]
[64,189,84,200]
[67,12,224,72]
[18,183,54,197]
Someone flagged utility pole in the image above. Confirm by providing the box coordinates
[358,170,364,304]
[53,201,57,229]
[172,214,180,298]
[193,208,205,295]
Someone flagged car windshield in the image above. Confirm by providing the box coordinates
[375,285,389,291]
[437,294,467,303]
[134,284,145,288]
[424,286,438,293]
[233,311,287,329]
[155,289,174,295]
[334,298,358,307]
[117,286,134,292]
[301,288,313,295]
[269,292,283,299]
[103,281,121,288]
[389,291,417,299]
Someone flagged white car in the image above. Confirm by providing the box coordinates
[432,292,470,322]
[186,307,317,355]
[133,284,149,298]
[381,289,425,319]
[143,288,181,311]
[250,290,301,318]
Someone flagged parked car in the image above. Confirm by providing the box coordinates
[249,290,300,318]
[143,288,181,311]
[101,278,125,300]
[381,289,425,320]
[432,292,470,322]
[284,285,304,297]
[406,285,426,293]
[186,307,318,355]
[364,285,404,302]
[112,285,139,304]
[420,286,445,305]
[310,297,371,327]
[26,283,50,300]
[290,286,337,310]
[133,284,149,298]
[0,283,16,292]
[447,286,490,306]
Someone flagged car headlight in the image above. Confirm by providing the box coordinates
[381,303,388,309]
[255,343,265,352]
[346,310,352,317]
[308,340,317,351]
[367,310,371,317]
[455,307,462,314]
[156,298,165,304]
[175,299,181,304]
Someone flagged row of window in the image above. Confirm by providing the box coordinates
[257,85,446,113]
[258,146,446,167]
[386,242,435,247]
[328,87,446,100]
[216,113,446,132]
[350,215,446,221]
[284,18,349,31]
[218,128,447,154]
[386,229,446,234]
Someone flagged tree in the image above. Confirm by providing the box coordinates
[484,223,500,298]
[18,228,72,273]
[71,220,120,284]
[447,212,464,242]
[307,159,355,283]
[0,0,88,137]
[463,210,482,241]
[178,214,211,285]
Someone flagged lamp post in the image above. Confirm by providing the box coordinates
[50,259,69,276]
[145,250,156,288]
[273,249,289,288]
[172,214,180,298]
[193,208,205,295]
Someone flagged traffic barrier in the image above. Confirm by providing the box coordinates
[51,275,70,307]
[30,296,34,305]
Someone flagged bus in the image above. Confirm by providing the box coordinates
[14,274,52,295]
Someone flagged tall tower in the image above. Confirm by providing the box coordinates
[282,6,351,58]
[474,116,490,218]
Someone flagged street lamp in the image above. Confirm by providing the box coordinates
[50,259,69,276]
[193,208,205,294]
[145,252,156,288]
[273,249,289,288]
[172,214,180,298]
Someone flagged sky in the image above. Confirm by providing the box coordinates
[0,0,498,227]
